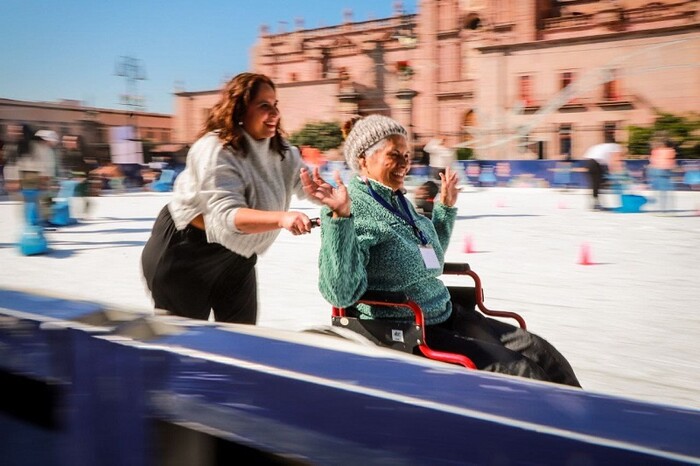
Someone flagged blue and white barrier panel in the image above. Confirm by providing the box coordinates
[1,288,699,465]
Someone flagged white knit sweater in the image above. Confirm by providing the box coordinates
[168,131,307,258]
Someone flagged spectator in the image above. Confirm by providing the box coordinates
[583,141,623,211]
[17,129,59,224]
[414,180,439,219]
[648,139,677,214]
[424,138,456,180]
[0,139,5,195]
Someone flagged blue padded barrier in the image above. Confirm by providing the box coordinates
[0,290,109,466]
[1,288,699,465]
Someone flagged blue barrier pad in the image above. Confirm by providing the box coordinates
[149,324,700,464]
[1,290,699,465]
[0,288,104,320]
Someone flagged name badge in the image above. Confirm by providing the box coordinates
[419,245,441,270]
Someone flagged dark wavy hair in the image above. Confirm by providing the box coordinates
[199,72,288,156]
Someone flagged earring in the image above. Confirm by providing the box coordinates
[238,121,243,126]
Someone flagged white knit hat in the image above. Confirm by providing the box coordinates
[343,115,407,172]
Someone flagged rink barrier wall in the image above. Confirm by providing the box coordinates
[1,288,699,465]
[453,159,700,190]
[321,159,700,190]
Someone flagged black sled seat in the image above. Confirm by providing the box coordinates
[332,262,527,370]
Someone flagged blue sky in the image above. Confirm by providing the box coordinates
[1,0,417,114]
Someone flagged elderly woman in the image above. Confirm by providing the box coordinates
[301,115,580,386]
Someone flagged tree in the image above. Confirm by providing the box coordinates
[289,121,343,152]
[627,126,655,157]
[627,112,700,159]
[456,147,474,160]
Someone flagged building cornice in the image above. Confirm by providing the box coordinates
[260,14,417,39]
[478,23,700,53]
[0,97,171,117]
[277,78,340,88]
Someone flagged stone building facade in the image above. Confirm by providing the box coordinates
[0,97,173,161]
[473,0,699,159]
[173,0,699,160]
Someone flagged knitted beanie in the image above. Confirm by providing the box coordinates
[343,115,407,172]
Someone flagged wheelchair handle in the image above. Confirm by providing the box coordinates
[443,262,471,273]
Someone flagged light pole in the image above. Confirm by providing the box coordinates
[114,56,147,183]
[115,56,146,128]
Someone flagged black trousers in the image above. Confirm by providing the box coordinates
[586,158,607,202]
[141,206,258,323]
[424,288,581,387]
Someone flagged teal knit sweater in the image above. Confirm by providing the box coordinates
[319,176,457,325]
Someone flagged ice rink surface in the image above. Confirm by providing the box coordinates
[1,186,699,410]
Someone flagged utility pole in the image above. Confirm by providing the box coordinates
[114,56,147,175]
[115,56,146,130]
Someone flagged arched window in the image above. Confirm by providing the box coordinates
[463,13,481,31]
[462,110,476,142]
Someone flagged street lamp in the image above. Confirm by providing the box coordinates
[115,56,147,128]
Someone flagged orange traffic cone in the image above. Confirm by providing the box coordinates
[463,235,475,254]
[578,242,592,266]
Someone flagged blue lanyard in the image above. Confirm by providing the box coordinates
[364,179,429,246]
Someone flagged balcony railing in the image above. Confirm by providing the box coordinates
[542,14,593,30]
[541,1,693,31]
[597,94,634,108]
[626,2,693,23]
[437,80,474,97]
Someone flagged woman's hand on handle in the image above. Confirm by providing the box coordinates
[300,167,351,218]
[234,208,313,235]
[439,166,460,208]
[278,211,314,235]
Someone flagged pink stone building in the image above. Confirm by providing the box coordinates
[0,98,173,161]
[473,0,699,159]
[172,0,699,160]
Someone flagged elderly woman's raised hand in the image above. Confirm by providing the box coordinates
[300,167,351,218]
[439,166,460,207]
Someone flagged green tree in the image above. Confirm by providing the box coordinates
[627,112,700,159]
[456,147,473,160]
[627,126,655,157]
[289,121,343,152]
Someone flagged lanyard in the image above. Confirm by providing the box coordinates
[364,179,429,246]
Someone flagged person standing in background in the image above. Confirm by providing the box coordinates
[423,138,456,181]
[1,126,31,199]
[583,141,623,211]
[0,139,5,196]
[33,130,60,222]
[16,128,59,224]
[648,139,677,214]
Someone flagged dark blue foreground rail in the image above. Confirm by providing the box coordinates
[1,288,699,465]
